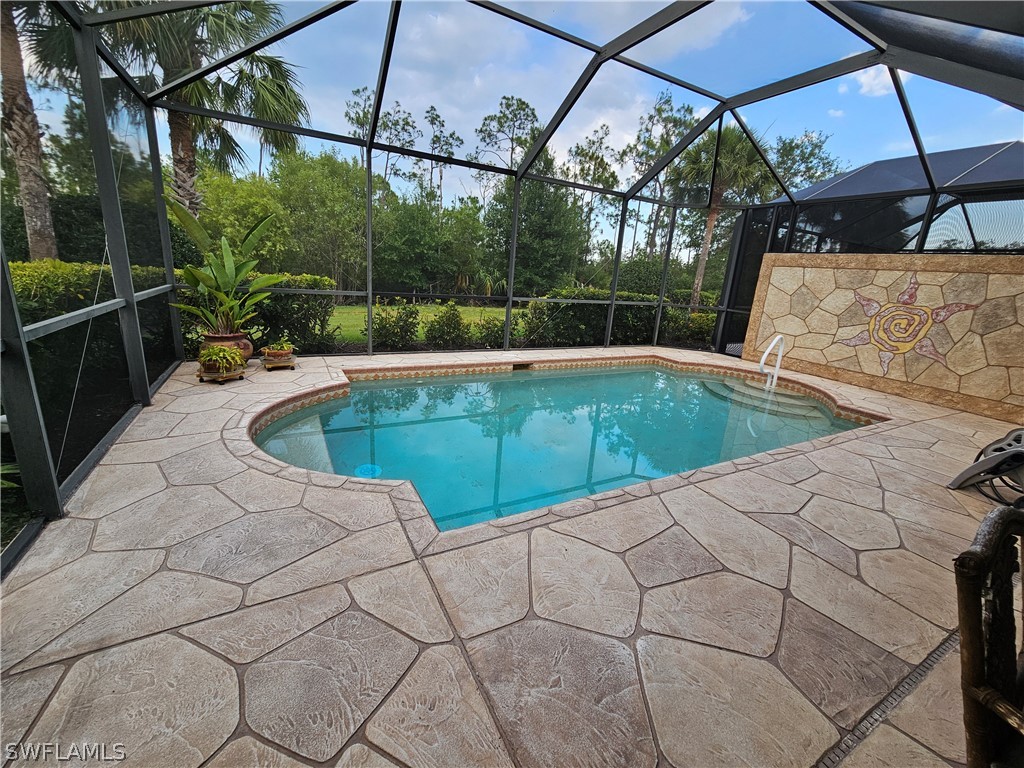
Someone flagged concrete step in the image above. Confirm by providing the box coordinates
[701,379,823,418]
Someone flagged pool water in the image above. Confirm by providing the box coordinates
[256,366,859,530]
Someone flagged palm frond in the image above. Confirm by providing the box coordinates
[200,120,248,173]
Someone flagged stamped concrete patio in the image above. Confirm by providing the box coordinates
[1,346,1013,768]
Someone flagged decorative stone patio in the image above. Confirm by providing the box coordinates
[1,346,1014,767]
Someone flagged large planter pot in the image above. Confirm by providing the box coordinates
[201,333,254,361]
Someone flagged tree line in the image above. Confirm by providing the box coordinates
[2,1,844,308]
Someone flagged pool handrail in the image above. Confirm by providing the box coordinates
[759,334,785,391]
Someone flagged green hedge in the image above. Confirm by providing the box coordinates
[8,259,715,357]
[517,287,716,349]
[519,287,660,347]
[365,300,521,352]
[475,313,511,349]
[8,260,166,325]
[365,298,421,351]
[659,308,716,349]
[667,288,721,308]
[8,260,338,356]
[423,301,471,349]
[6,261,140,483]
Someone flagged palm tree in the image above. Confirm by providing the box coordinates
[111,1,309,214]
[1,2,58,260]
[672,124,777,305]
[30,1,309,215]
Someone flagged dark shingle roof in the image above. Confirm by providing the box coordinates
[776,141,1023,202]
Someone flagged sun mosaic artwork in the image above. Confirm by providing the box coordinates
[746,255,1024,420]
[838,273,976,376]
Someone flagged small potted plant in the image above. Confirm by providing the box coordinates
[260,334,297,370]
[165,197,284,360]
[197,344,246,384]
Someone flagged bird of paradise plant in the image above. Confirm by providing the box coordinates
[166,196,284,336]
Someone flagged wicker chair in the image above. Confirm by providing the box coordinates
[956,505,1024,767]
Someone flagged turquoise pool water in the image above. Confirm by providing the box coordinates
[256,366,859,531]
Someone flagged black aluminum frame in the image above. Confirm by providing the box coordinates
[2,0,1021,558]
[2,2,185,553]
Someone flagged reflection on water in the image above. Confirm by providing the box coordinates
[257,367,856,530]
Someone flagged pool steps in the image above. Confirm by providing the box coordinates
[701,379,827,419]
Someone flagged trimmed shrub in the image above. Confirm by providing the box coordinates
[248,273,336,354]
[667,288,721,307]
[513,288,719,349]
[517,287,659,347]
[518,301,549,347]
[5,261,138,481]
[0,261,340,358]
[365,298,420,351]
[8,260,166,325]
[610,302,657,346]
[474,313,511,349]
[423,300,470,349]
[660,308,716,349]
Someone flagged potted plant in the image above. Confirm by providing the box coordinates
[165,197,284,360]
[261,333,296,359]
[197,344,246,384]
[260,334,297,370]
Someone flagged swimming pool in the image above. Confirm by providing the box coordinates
[256,366,859,530]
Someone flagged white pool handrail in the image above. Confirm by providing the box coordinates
[759,334,785,391]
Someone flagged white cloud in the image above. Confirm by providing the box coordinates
[848,66,912,97]
[852,66,894,96]
[379,2,594,164]
[694,105,712,120]
[837,83,848,94]
[548,64,652,183]
[622,1,752,64]
[574,1,675,43]
[502,1,753,62]
[827,109,844,118]
[148,1,754,196]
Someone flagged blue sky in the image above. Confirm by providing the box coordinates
[28,0,1024,203]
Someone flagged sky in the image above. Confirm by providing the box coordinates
[26,0,1024,208]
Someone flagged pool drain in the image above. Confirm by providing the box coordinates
[355,463,383,478]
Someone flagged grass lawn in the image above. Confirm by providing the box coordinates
[330,303,508,343]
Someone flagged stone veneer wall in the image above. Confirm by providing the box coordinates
[743,254,1024,422]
